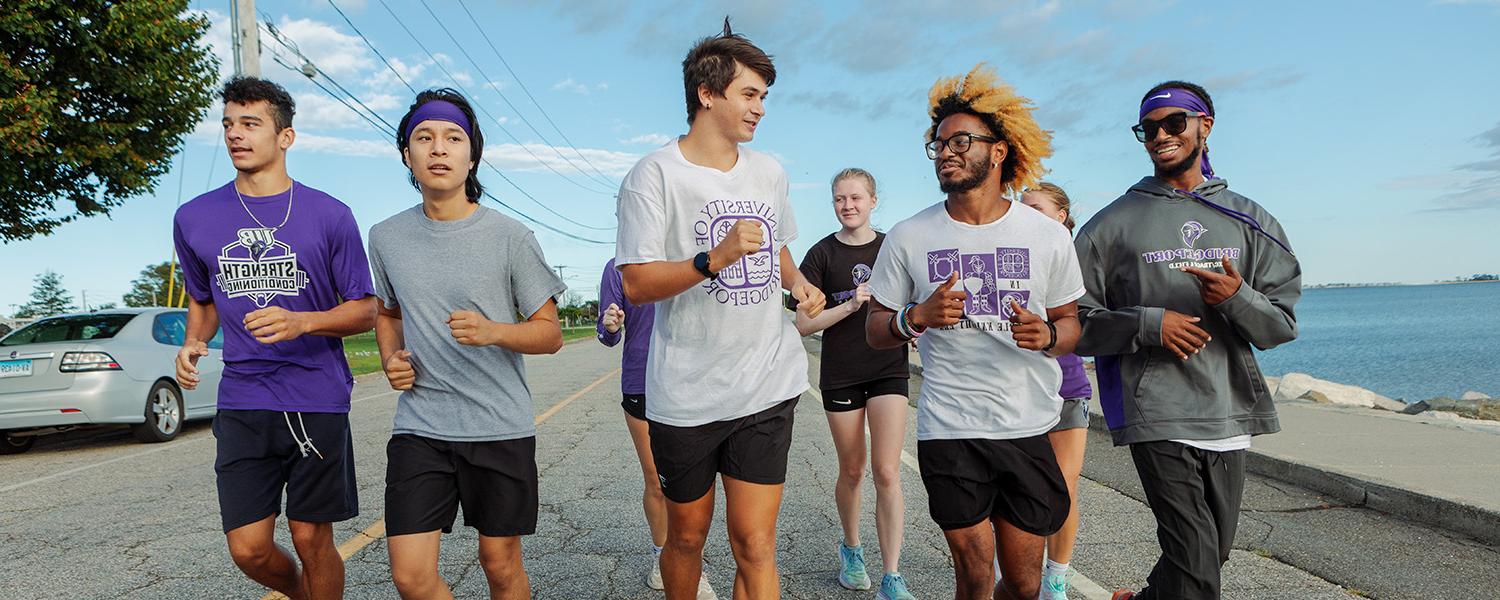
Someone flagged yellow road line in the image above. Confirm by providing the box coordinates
[260,368,621,600]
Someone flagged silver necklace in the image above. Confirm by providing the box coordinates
[234,180,295,231]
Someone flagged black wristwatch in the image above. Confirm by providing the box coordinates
[693,251,716,279]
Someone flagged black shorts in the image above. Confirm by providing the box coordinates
[917,435,1070,536]
[622,393,646,421]
[384,434,539,538]
[648,397,798,503]
[821,377,909,412]
[213,409,358,533]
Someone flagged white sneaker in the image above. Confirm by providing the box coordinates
[696,570,718,600]
[647,551,664,590]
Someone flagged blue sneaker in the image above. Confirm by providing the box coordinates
[837,542,871,590]
[877,573,916,600]
[1041,569,1073,600]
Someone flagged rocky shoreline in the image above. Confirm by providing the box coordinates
[1267,372,1500,428]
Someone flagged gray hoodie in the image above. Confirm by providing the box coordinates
[1075,176,1301,446]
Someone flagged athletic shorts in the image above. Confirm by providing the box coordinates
[384,434,538,538]
[622,393,647,421]
[821,377,909,412]
[1049,397,1090,432]
[213,409,358,533]
[648,397,798,503]
[917,435,1070,536]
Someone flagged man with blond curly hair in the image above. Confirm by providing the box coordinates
[864,64,1085,600]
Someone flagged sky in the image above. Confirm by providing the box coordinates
[4,0,1499,314]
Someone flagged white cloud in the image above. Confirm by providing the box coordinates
[295,133,392,158]
[484,143,641,177]
[620,133,672,146]
[272,17,374,80]
[553,78,590,94]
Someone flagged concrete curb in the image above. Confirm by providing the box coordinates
[908,359,1500,547]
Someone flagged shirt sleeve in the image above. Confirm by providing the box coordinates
[172,214,213,303]
[1047,229,1087,310]
[867,228,914,311]
[774,168,797,249]
[367,228,397,310]
[615,161,668,267]
[511,229,568,319]
[329,208,376,302]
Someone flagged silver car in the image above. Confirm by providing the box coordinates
[0,308,223,454]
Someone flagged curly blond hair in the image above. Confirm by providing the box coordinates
[926,64,1052,196]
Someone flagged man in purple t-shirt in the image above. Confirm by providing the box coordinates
[172,77,376,600]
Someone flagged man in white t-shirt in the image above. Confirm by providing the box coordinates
[614,19,824,600]
[865,65,1084,600]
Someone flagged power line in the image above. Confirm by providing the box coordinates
[258,22,611,246]
[373,0,619,199]
[325,0,415,95]
[454,0,622,188]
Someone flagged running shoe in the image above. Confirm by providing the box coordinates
[1111,590,1136,600]
[1041,568,1074,600]
[837,542,872,590]
[876,572,916,600]
[646,551,663,590]
[696,571,718,600]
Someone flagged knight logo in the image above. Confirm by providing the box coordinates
[1181,221,1208,248]
[214,228,309,308]
[851,263,872,285]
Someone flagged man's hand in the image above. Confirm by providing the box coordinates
[1182,258,1243,306]
[448,310,499,346]
[851,283,871,309]
[384,349,416,390]
[707,220,764,273]
[793,282,826,319]
[1008,300,1051,351]
[1162,310,1212,360]
[244,306,310,344]
[601,303,625,334]
[910,273,966,329]
[175,341,209,390]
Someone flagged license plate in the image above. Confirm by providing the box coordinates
[0,359,33,378]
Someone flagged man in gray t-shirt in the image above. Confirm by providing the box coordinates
[369,90,566,600]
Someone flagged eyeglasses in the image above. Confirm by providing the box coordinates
[1132,111,1206,143]
[925,132,1000,160]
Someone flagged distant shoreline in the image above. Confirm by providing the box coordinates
[1305,279,1499,290]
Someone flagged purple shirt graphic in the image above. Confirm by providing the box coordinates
[1057,353,1092,401]
[172,181,375,413]
[597,258,653,395]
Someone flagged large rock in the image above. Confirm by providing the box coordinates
[1272,372,1401,409]
[1461,391,1491,401]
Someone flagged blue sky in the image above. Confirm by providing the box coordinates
[4,0,1499,314]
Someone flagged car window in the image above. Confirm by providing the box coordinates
[207,328,224,350]
[152,313,187,346]
[0,314,136,346]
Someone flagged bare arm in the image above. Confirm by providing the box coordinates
[796,299,859,336]
[375,303,415,390]
[243,296,378,344]
[175,297,219,390]
[864,299,905,349]
[448,299,564,355]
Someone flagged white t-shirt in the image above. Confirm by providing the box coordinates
[869,201,1086,440]
[614,139,809,426]
[1174,435,1253,452]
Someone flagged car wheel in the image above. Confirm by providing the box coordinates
[131,381,184,443]
[0,433,34,455]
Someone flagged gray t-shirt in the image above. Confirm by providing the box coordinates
[368,205,566,441]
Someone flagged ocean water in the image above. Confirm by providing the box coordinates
[1253,282,1500,402]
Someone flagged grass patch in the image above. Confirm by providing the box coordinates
[343,327,596,376]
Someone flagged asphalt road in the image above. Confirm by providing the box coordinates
[3,337,1486,598]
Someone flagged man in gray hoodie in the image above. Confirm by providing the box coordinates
[1074,80,1301,600]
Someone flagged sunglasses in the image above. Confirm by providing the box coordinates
[1132,111,1206,143]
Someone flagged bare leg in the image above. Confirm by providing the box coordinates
[994,517,1047,600]
[1045,427,1088,564]
[288,519,344,600]
[625,413,668,547]
[941,519,995,600]
[225,515,308,600]
[478,535,528,600]
[388,531,453,600]
[866,394,909,574]
[661,487,714,600]
[824,408,868,548]
[723,475,784,600]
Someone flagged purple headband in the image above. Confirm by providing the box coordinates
[403,100,473,141]
[1139,88,1215,180]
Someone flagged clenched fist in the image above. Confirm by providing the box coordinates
[601,303,625,334]
[792,282,826,319]
[384,349,415,391]
[911,273,966,329]
[448,310,499,346]
[708,219,765,273]
[1008,300,1051,351]
[175,341,209,390]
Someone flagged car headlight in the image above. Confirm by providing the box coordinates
[59,352,122,372]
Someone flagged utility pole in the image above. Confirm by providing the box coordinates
[229,0,261,76]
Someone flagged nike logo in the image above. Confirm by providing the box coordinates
[1148,92,1171,101]
[831,399,852,405]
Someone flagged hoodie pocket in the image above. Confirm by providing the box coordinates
[1129,351,1164,423]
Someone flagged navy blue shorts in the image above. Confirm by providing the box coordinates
[212,409,358,533]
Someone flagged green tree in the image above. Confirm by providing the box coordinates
[0,1,219,242]
[13,270,76,318]
[123,260,188,307]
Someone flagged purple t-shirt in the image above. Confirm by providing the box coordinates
[1057,353,1092,401]
[172,181,375,413]
[596,258,653,395]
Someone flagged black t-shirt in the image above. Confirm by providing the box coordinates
[799,232,909,390]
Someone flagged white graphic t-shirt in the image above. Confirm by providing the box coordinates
[869,201,1086,440]
[614,139,809,426]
